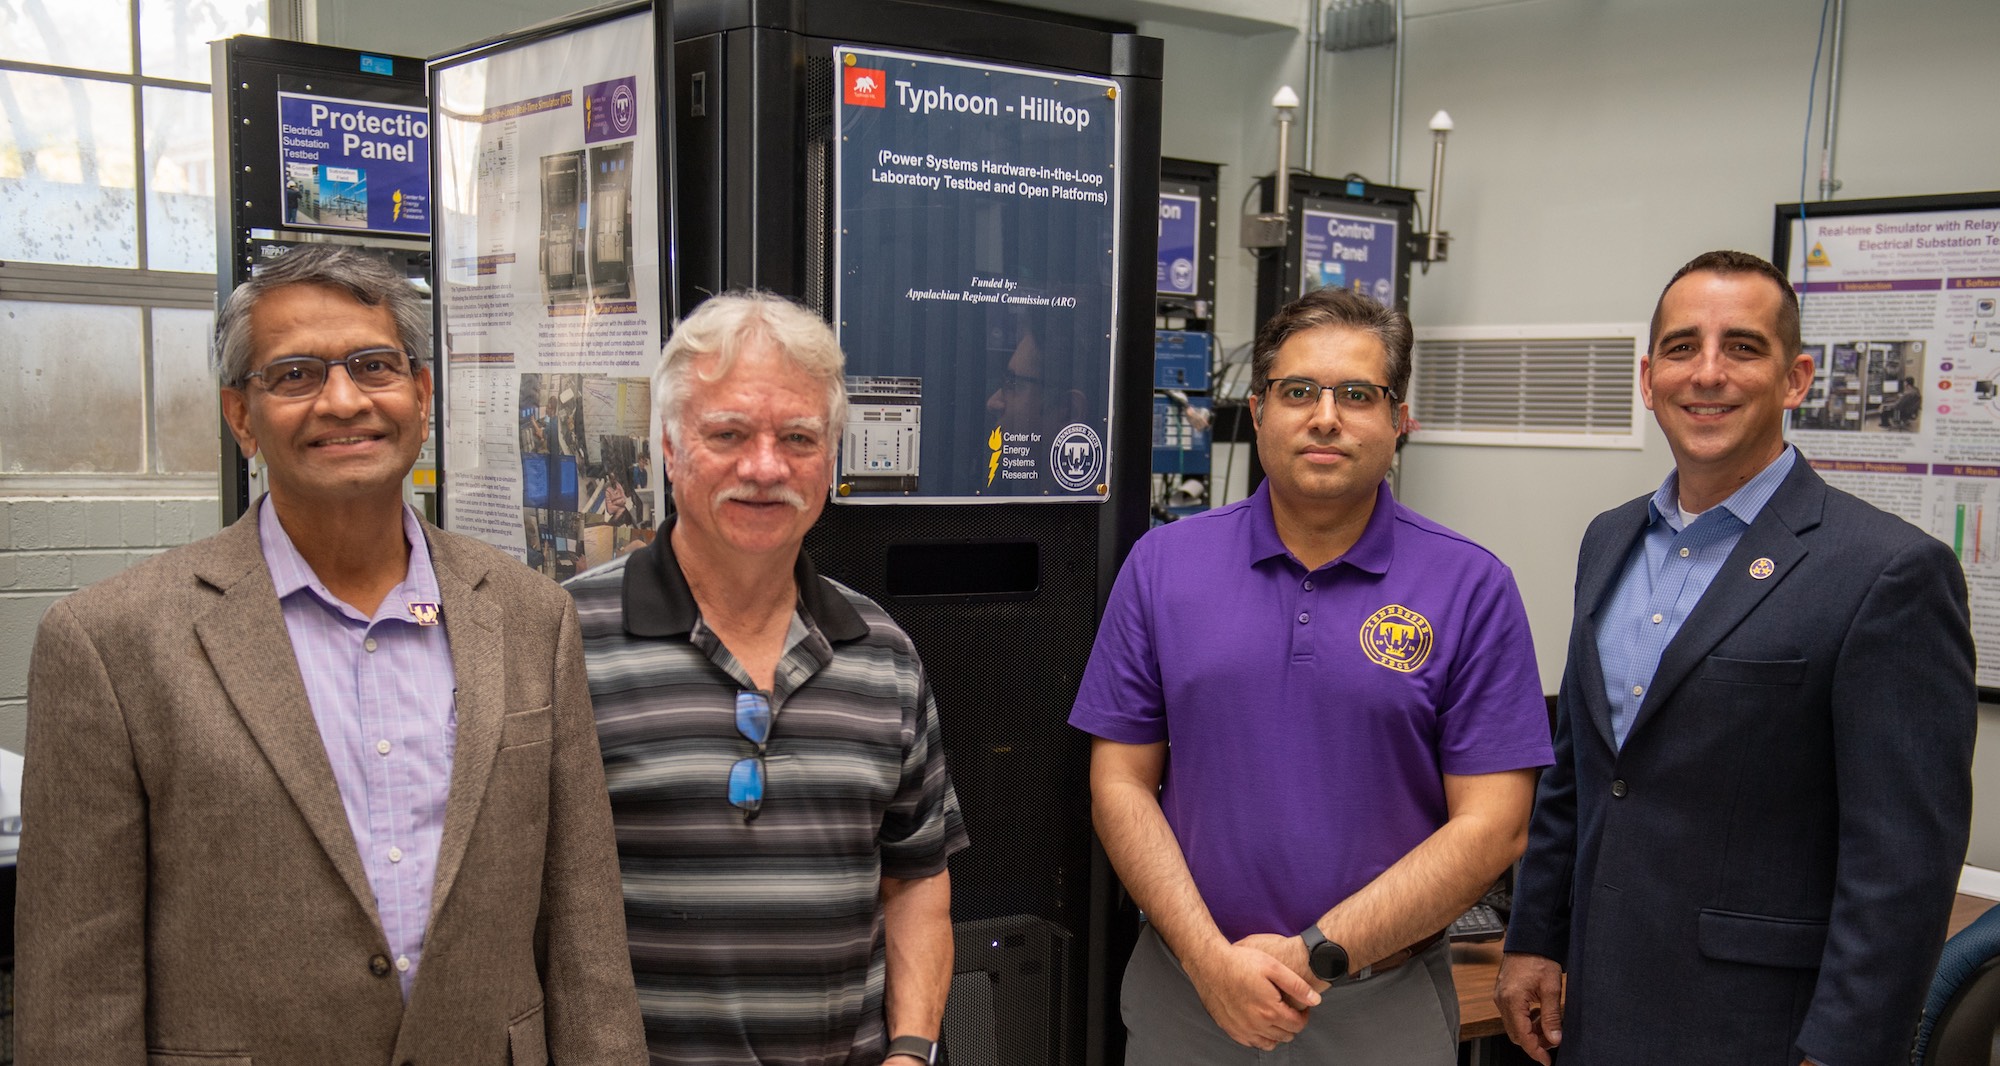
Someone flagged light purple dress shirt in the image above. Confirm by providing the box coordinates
[258,497,457,998]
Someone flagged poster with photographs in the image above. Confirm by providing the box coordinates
[432,6,663,577]
[517,373,654,580]
[1777,193,2000,689]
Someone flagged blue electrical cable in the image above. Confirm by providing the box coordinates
[1796,0,1835,299]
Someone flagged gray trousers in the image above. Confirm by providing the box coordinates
[1121,923,1459,1065]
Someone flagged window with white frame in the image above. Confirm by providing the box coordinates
[1,0,267,484]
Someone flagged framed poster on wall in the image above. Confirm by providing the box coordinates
[430,1,671,581]
[1774,190,2000,694]
[832,46,1122,503]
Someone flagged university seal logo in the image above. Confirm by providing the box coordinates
[1360,604,1432,672]
[1049,423,1104,492]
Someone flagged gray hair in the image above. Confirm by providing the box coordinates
[1251,285,1414,405]
[654,291,848,451]
[214,244,430,386]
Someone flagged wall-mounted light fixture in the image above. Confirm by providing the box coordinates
[1240,86,1300,250]
[1418,109,1452,264]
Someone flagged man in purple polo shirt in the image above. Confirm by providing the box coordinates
[18,245,644,1064]
[1071,285,1552,1064]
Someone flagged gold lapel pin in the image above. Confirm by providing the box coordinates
[408,601,442,626]
[1748,558,1775,580]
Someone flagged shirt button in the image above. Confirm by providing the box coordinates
[1631,685,1644,697]
[395,955,411,972]
[377,739,392,755]
[1678,547,1690,558]
[370,954,391,976]
[1611,779,1628,798]
[389,846,403,863]
[1302,579,1314,591]
[364,637,379,652]
[1298,612,1310,624]
[1651,613,1663,624]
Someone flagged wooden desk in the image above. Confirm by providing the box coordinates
[1452,892,2000,1045]
[1451,940,1506,1041]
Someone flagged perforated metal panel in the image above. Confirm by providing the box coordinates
[806,503,1101,1063]
[804,54,833,317]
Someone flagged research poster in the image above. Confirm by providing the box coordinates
[277,91,430,235]
[1779,197,2000,688]
[433,9,661,580]
[1299,204,1400,308]
[834,47,1121,502]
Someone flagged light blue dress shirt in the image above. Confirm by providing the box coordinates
[258,497,458,998]
[1597,447,1797,748]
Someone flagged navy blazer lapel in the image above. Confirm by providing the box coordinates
[1625,459,1825,746]
[425,526,505,925]
[191,513,384,932]
[1574,496,1651,753]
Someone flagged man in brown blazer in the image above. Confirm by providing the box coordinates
[16,244,646,1064]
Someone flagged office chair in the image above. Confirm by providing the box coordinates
[1915,906,2000,1065]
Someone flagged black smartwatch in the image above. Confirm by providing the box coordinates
[1300,923,1358,984]
[886,1035,940,1064]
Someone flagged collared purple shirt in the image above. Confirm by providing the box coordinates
[258,497,457,998]
[1070,480,1552,941]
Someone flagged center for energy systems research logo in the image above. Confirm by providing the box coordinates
[1360,604,1433,672]
[845,66,887,108]
[1050,423,1103,492]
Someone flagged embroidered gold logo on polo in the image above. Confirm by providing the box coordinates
[1360,604,1433,672]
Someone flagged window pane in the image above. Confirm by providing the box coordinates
[0,72,138,267]
[0,0,132,74]
[0,301,144,473]
[144,85,213,271]
[153,306,220,474]
[140,0,265,83]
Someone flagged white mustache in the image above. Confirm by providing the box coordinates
[715,484,808,510]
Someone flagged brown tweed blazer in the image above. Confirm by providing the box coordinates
[16,509,645,1065]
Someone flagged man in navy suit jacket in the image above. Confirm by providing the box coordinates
[1496,250,1976,1066]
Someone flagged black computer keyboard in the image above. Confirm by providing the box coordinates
[1448,886,1511,942]
[1448,903,1506,942]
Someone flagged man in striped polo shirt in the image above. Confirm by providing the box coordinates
[572,291,969,1066]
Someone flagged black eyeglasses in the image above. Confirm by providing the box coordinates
[729,690,772,821]
[1259,377,1399,414]
[238,347,415,399]
[998,369,1043,393]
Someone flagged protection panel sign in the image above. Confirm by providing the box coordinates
[278,91,430,235]
[834,47,1121,503]
[1158,192,1200,296]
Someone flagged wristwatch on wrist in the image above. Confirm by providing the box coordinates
[886,1035,940,1064]
[1299,923,1361,984]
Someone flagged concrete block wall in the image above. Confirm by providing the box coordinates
[0,496,221,754]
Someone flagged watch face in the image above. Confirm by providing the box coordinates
[1310,940,1347,982]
